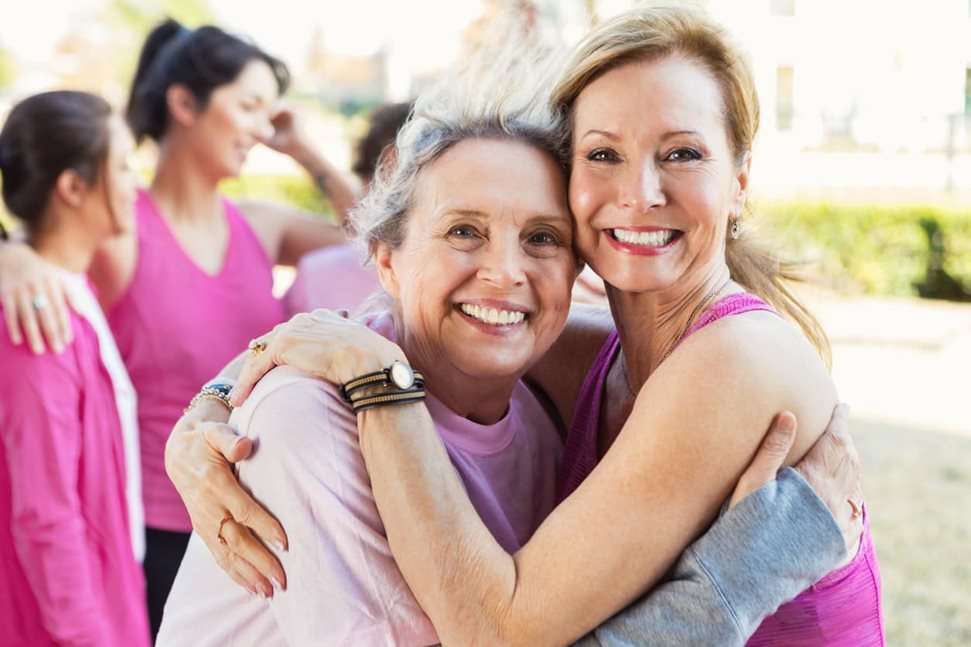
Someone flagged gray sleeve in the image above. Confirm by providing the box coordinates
[573,468,847,647]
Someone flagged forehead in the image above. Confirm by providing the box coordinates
[573,56,725,139]
[412,137,569,224]
[220,59,279,100]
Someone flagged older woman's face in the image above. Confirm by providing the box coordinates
[569,55,749,295]
[377,137,576,382]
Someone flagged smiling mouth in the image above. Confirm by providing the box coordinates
[458,303,529,327]
[609,228,682,247]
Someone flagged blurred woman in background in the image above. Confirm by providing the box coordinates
[0,90,149,647]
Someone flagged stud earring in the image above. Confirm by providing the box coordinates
[729,217,741,240]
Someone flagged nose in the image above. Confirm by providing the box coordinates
[619,159,666,211]
[476,234,527,288]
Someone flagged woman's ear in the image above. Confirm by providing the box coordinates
[53,169,87,209]
[373,242,401,300]
[731,151,751,216]
[165,85,199,128]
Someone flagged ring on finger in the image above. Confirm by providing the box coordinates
[847,498,862,520]
[31,294,49,311]
[248,338,268,355]
[217,516,233,546]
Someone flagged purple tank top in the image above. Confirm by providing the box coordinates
[559,292,884,645]
[108,190,287,531]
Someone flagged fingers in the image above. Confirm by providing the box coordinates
[729,412,797,508]
[208,535,273,598]
[15,289,45,354]
[222,485,288,556]
[231,346,277,407]
[47,278,73,348]
[2,288,21,346]
[219,519,287,593]
[202,423,253,463]
[32,282,64,354]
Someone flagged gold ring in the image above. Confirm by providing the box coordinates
[248,338,268,355]
[217,516,233,546]
[847,499,862,520]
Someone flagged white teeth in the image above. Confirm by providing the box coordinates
[459,303,526,326]
[613,228,676,247]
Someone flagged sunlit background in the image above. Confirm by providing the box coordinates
[2,1,970,644]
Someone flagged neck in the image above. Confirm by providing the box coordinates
[150,138,223,222]
[608,263,736,393]
[397,330,517,426]
[31,211,100,274]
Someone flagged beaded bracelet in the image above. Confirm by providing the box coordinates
[184,383,235,415]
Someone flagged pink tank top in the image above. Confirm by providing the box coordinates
[559,292,884,645]
[108,190,287,531]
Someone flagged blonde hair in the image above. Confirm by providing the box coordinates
[551,4,830,363]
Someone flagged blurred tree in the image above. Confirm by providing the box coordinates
[0,47,15,91]
[102,0,215,89]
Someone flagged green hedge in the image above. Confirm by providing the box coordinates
[755,202,971,299]
[219,175,337,221]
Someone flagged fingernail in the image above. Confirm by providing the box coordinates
[273,539,287,553]
[272,576,285,592]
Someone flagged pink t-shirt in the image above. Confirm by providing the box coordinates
[108,190,287,531]
[0,309,149,647]
[284,242,381,315]
[157,312,562,646]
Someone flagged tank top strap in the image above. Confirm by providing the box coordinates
[218,196,275,274]
[557,330,621,503]
[681,292,776,342]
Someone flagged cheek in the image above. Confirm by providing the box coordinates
[568,171,603,226]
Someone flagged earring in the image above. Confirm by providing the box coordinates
[729,217,741,240]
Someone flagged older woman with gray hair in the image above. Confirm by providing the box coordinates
[159,27,859,646]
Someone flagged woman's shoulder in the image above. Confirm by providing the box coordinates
[656,308,837,461]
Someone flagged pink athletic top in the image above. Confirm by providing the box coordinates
[108,190,287,531]
[157,312,563,646]
[0,308,149,647]
[559,292,885,646]
[284,242,381,315]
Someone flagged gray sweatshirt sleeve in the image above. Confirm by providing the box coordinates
[573,467,847,647]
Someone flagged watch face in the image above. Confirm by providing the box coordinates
[389,361,415,389]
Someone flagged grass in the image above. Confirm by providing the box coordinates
[854,418,971,646]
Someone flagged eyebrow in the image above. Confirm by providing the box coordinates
[441,208,570,224]
[579,128,704,141]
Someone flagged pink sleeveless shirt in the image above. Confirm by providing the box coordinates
[558,293,884,646]
[108,190,287,531]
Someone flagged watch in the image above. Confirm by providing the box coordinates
[341,360,424,404]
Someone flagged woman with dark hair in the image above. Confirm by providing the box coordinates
[0,91,149,647]
[0,19,360,637]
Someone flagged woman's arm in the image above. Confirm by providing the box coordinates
[2,361,114,644]
[237,106,359,268]
[354,314,839,645]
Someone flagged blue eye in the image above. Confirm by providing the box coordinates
[665,148,702,162]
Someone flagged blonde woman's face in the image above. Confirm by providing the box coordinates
[377,137,577,383]
[568,56,748,296]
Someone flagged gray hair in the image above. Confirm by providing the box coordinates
[349,16,567,256]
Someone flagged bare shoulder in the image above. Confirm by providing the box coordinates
[651,309,838,463]
[526,302,615,428]
[88,230,137,309]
